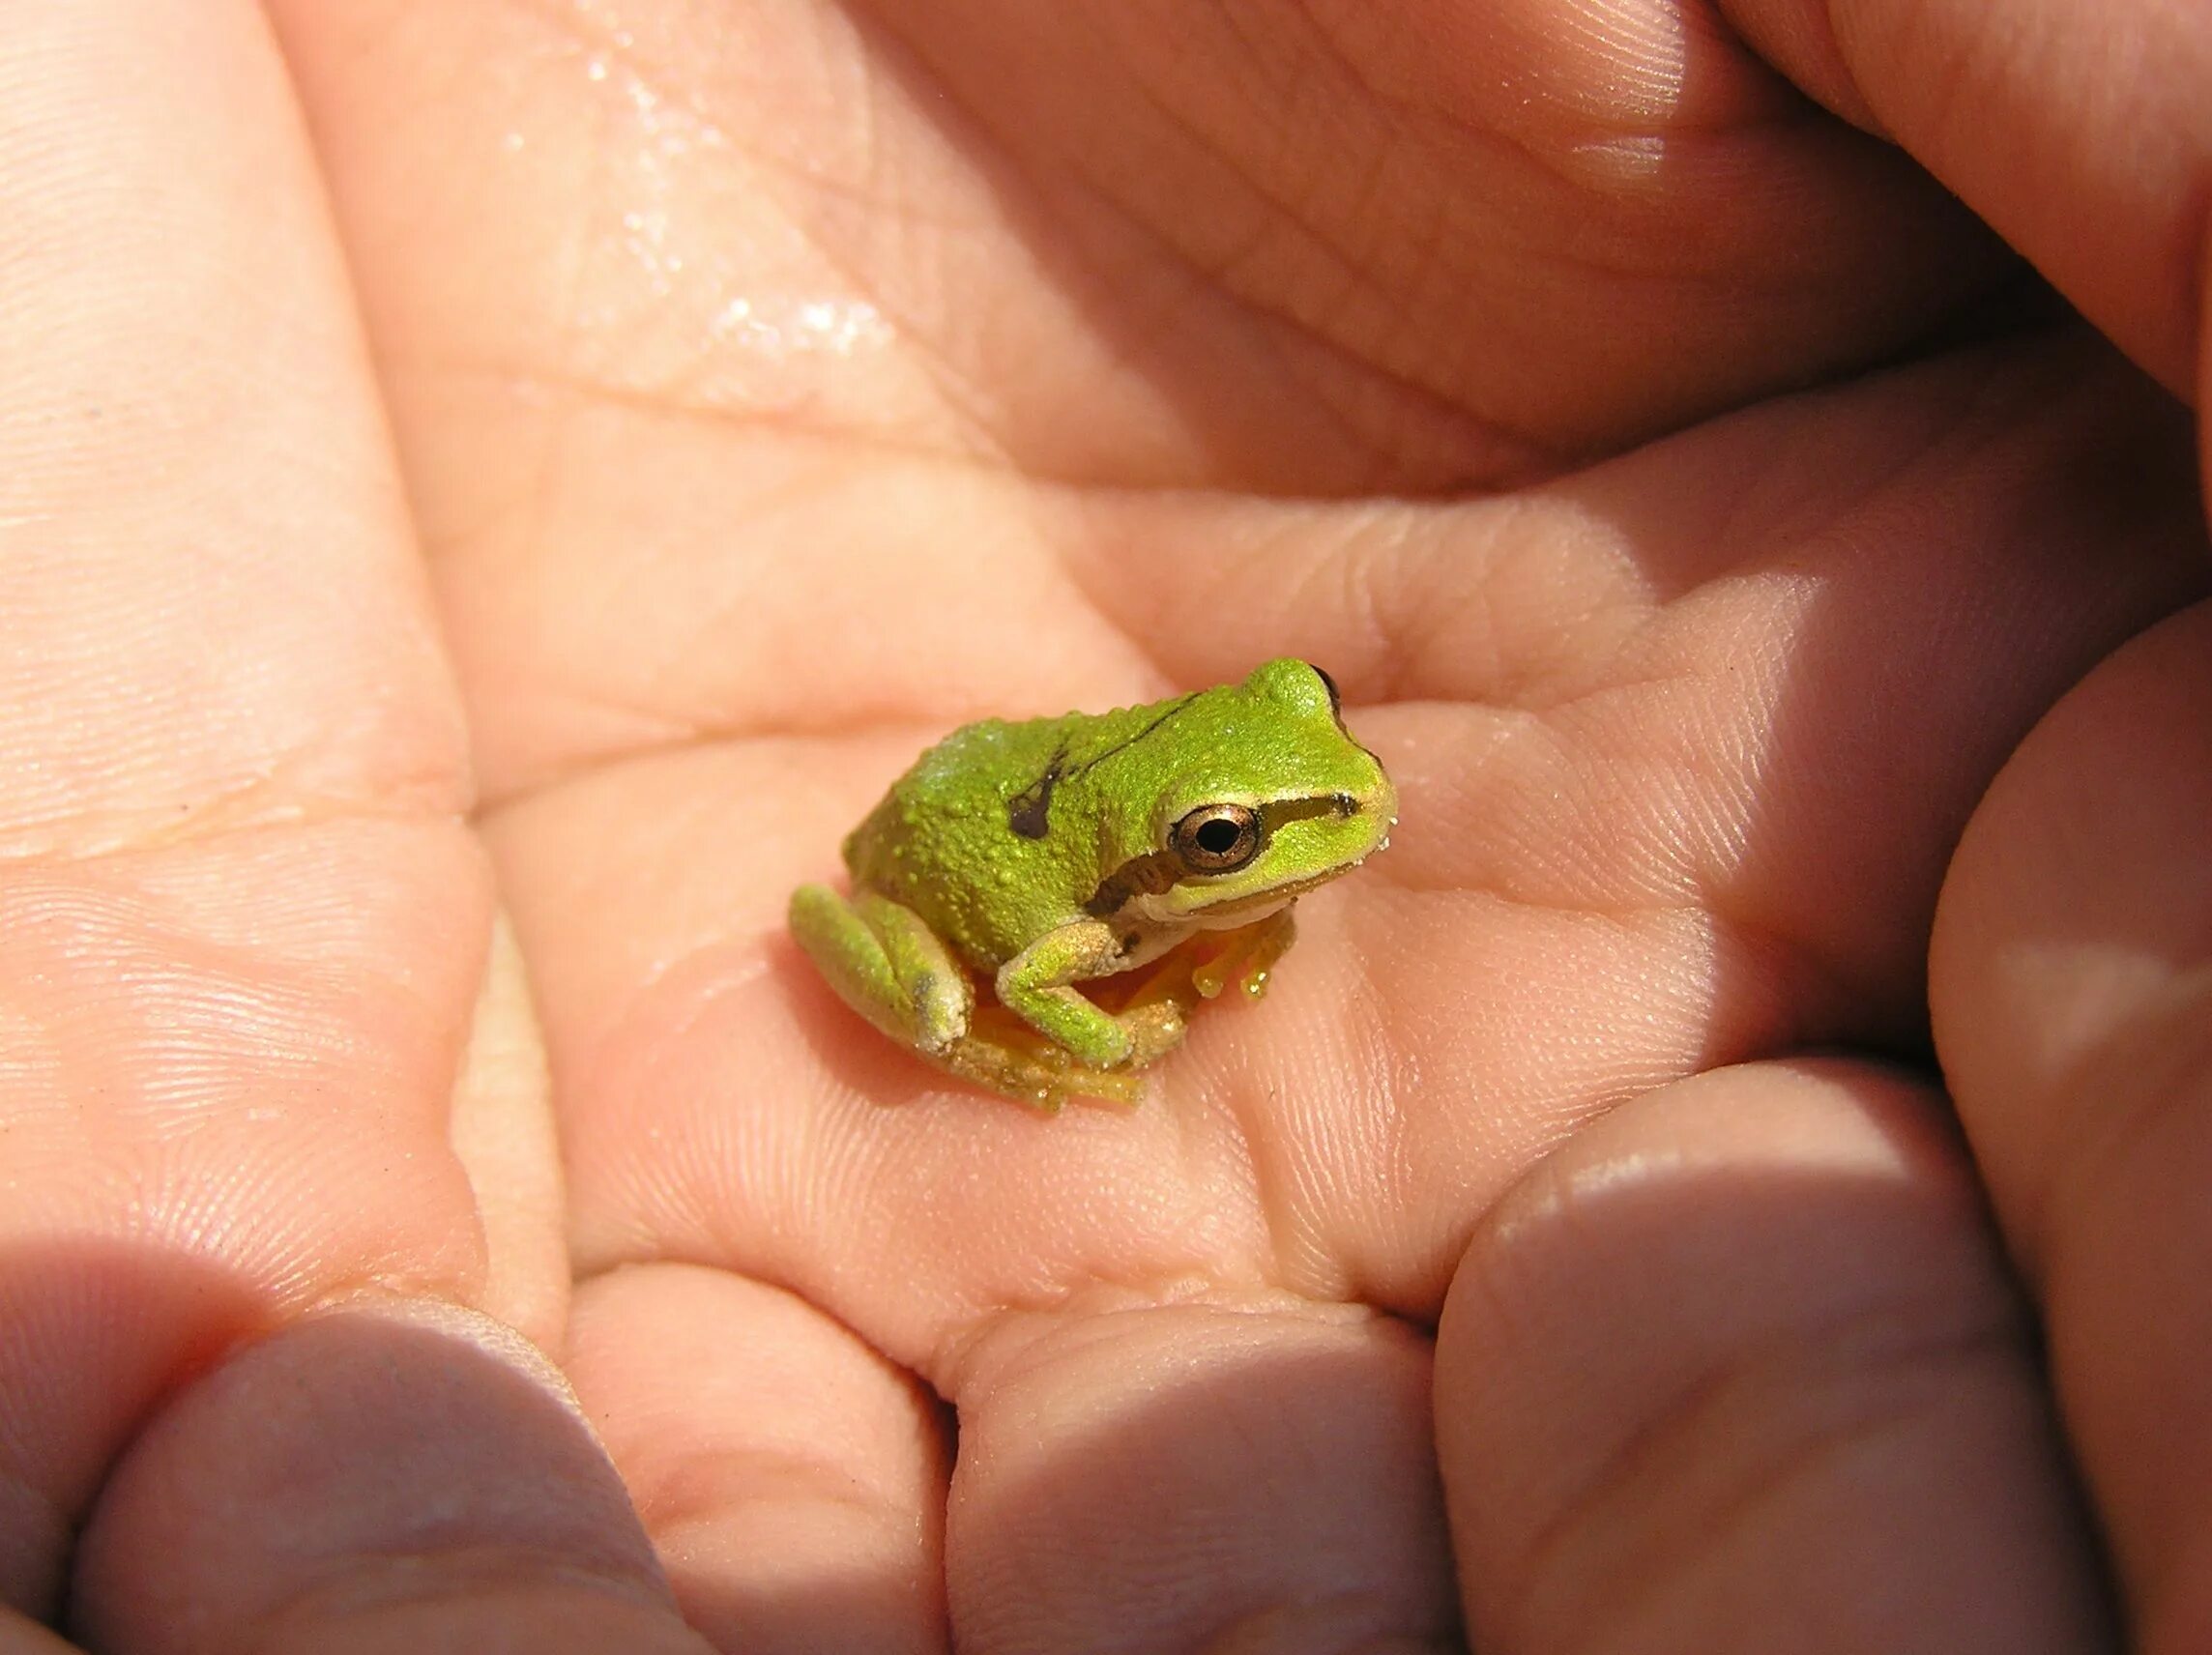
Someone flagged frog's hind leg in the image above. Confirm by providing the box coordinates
[937,1013,1149,1113]
[789,885,973,1056]
[792,890,1151,1112]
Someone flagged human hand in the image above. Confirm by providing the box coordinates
[5,1,2206,1651]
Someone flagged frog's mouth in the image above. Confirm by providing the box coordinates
[1091,864,1340,930]
[1189,866,1348,919]
[1176,850,1395,924]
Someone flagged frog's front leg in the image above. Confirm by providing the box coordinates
[1119,906,1299,1013]
[1192,906,1298,1001]
[789,884,973,1055]
[997,919,1186,1071]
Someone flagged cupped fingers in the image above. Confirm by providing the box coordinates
[1436,1060,2107,1654]
[541,1256,1460,1655]
[70,1298,705,1655]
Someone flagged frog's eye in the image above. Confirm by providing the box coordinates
[1170,803,1264,873]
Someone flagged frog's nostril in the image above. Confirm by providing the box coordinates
[1333,793,1358,816]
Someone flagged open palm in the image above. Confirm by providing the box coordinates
[8,2,2208,1652]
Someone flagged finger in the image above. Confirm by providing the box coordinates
[71,1299,706,1655]
[564,1264,949,1653]
[1436,1060,2109,1654]
[0,0,492,1615]
[0,5,456,830]
[1931,604,2212,1652]
[946,1299,1456,1653]
[1722,0,2212,403]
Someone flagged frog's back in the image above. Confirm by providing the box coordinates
[841,710,1091,969]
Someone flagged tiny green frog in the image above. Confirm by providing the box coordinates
[789,659,1396,1110]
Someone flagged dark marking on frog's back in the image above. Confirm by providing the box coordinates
[1004,692,1198,842]
[1006,750,1065,840]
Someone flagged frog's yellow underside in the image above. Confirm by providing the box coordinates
[789,659,1396,1111]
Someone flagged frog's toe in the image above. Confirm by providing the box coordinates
[1053,1064,1146,1110]
[1118,1002,1188,1070]
[908,972,971,1055]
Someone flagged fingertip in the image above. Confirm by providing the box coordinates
[72,1296,704,1655]
[1436,1060,2110,1653]
[565,1263,951,1654]
[946,1297,1456,1654]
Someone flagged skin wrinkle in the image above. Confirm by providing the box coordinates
[462,399,1514,819]
[1091,39,1397,309]
[469,461,1444,817]
[411,356,980,474]
[856,0,1557,483]
[1217,1030,1321,1299]
[638,1443,896,1532]
[786,6,1061,471]
[0,782,468,865]
[1042,161,1539,489]
[493,0,1018,467]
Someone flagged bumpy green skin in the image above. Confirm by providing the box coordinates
[790,659,1395,1109]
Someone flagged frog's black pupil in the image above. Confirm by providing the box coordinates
[1197,818,1244,855]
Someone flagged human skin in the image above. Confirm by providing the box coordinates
[1,0,2207,1650]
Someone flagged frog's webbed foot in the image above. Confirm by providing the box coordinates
[1115,996,1189,1065]
[944,1004,1151,1113]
